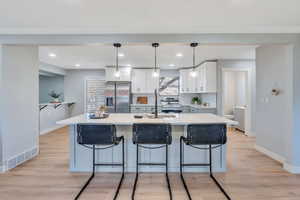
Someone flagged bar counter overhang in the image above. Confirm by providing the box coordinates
[57,113,237,173]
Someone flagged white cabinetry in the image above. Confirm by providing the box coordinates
[180,62,217,93]
[132,69,159,93]
[105,67,131,82]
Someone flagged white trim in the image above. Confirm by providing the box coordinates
[254,144,285,163]
[0,165,5,173]
[40,125,66,135]
[1,146,39,173]
[283,163,300,174]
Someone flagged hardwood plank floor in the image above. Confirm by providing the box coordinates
[1,127,300,200]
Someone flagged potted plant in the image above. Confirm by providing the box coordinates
[48,90,61,103]
[191,96,202,105]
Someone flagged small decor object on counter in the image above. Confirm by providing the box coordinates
[192,97,202,105]
[94,105,108,118]
[137,96,148,104]
[48,90,61,103]
[202,102,209,107]
[134,115,143,119]
[89,113,109,119]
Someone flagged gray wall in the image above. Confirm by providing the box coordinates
[0,45,39,165]
[0,45,3,166]
[39,75,64,103]
[256,45,293,159]
[64,69,105,116]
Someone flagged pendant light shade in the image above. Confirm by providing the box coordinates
[190,43,198,77]
[152,43,159,77]
[113,43,121,77]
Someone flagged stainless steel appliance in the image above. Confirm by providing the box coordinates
[105,82,131,113]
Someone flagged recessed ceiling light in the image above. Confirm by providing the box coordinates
[169,64,175,67]
[75,64,80,67]
[176,53,183,57]
[118,53,125,57]
[49,53,56,58]
[126,64,132,67]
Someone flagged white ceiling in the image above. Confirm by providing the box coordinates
[1,0,300,34]
[39,44,256,69]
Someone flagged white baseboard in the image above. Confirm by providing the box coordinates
[40,125,66,135]
[1,146,39,173]
[254,144,285,163]
[283,163,300,174]
[0,165,5,173]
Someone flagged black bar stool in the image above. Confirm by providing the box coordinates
[75,124,125,200]
[132,123,173,200]
[180,124,231,200]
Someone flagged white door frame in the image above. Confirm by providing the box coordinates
[221,67,253,136]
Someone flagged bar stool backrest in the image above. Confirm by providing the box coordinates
[186,124,227,145]
[77,124,117,145]
[133,123,172,145]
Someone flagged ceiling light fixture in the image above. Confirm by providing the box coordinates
[113,43,122,78]
[190,43,198,77]
[176,53,183,58]
[126,64,132,67]
[49,53,56,58]
[152,43,159,78]
[169,64,175,67]
[75,64,80,67]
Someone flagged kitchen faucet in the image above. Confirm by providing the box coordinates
[154,89,158,118]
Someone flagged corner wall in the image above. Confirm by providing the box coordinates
[0,45,39,171]
[255,45,293,161]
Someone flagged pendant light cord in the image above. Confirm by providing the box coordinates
[154,46,157,72]
[116,46,119,72]
[193,46,195,71]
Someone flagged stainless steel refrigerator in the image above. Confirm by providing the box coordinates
[104,82,131,113]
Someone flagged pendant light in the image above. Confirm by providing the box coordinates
[190,43,198,77]
[113,43,121,77]
[152,43,159,77]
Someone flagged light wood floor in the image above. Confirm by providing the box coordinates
[1,127,300,200]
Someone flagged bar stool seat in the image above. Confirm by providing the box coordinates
[132,123,173,200]
[75,124,125,200]
[180,124,231,200]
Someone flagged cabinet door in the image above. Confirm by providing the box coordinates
[146,69,159,93]
[187,69,196,93]
[195,66,206,93]
[204,62,217,92]
[180,70,186,93]
[132,69,146,93]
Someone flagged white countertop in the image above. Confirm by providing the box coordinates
[57,113,237,126]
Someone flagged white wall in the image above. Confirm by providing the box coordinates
[0,45,39,171]
[256,45,293,161]
[39,105,70,135]
[0,45,3,168]
[64,69,105,116]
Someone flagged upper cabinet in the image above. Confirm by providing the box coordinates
[105,67,131,82]
[180,62,217,93]
[132,69,159,93]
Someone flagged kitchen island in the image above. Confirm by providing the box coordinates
[57,113,237,172]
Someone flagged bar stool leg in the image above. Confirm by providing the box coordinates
[74,145,96,200]
[113,137,125,200]
[209,145,231,200]
[131,144,139,200]
[165,144,173,200]
[179,137,192,200]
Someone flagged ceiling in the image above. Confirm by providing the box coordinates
[39,44,256,69]
[1,0,300,34]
